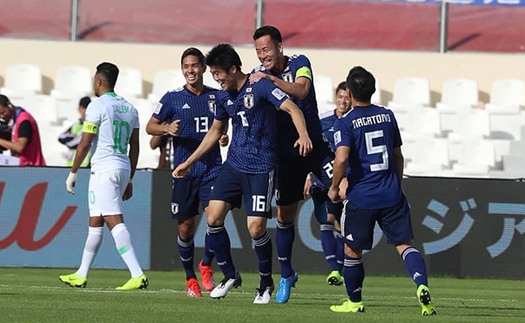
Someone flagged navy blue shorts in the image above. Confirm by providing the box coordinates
[210,161,275,218]
[276,140,333,206]
[341,195,414,250]
[318,156,343,221]
[171,176,215,219]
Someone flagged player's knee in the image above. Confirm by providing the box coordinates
[178,217,196,238]
[277,204,298,223]
[247,218,267,238]
[344,244,362,258]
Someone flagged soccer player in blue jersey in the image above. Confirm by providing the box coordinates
[146,47,226,298]
[306,81,351,285]
[251,25,334,303]
[173,43,313,304]
[328,66,436,316]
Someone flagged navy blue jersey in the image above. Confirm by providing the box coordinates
[319,109,338,152]
[215,77,288,174]
[333,105,403,209]
[152,85,222,181]
[254,54,323,158]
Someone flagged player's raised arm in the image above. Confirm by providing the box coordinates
[278,99,313,156]
[172,118,227,178]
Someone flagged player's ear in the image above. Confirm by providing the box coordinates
[277,42,283,54]
[229,65,237,75]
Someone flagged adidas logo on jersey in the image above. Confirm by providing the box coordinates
[182,103,191,109]
[227,99,234,106]
[346,234,354,241]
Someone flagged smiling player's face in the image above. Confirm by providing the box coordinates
[210,66,235,91]
[335,89,351,115]
[255,35,282,72]
[182,55,205,87]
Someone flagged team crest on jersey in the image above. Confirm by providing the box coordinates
[171,203,179,214]
[244,94,254,109]
[208,99,216,114]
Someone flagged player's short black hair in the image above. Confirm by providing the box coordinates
[96,62,119,88]
[205,43,242,72]
[79,96,91,108]
[346,66,375,102]
[181,47,206,67]
[335,81,347,94]
[0,94,11,107]
[253,25,282,45]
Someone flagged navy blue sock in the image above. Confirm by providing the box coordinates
[335,231,344,272]
[201,230,214,266]
[276,221,295,278]
[177,235,196,280]
[343,254,364,302]
[314,201,328,224]
[402,246,428,287]
[320,223,339,271]
[253,231,273,288]
[207,224,236,279]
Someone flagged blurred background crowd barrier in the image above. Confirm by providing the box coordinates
[1,0,525,52]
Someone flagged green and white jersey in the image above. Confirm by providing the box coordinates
[83,91,139,172]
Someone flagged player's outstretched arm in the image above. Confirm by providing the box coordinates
[172,118,227,178]
[279,99,312,156]
[252,71,311,100]
[329,145,350,203]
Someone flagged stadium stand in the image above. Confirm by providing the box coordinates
[115,67,144,100]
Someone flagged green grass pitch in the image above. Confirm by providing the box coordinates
[0,268,524,322]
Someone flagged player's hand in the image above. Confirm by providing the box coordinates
[166,120,181,136]
[123,181,133,201]
[65,171,77,195]
[328,186,341,203]
[172,162,191,179]
[219,134,229,147]
[294,135,313,157]
[303,173,313,199]
[249,71,268,84]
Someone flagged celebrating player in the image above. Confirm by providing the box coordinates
[146,47,227,297]
[173,43,312,304]
[328,66,436,316]
[251,25,334,303]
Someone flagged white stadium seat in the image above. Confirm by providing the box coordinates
[388,77,430,111]
[436,78,478,112]
[314,75,334,104]
[402,107,441,142]
[51,65,92,96]
[405,138,449,176]
[0,64,42,96]
[449,140,496,177]
[448,109,490,141]
[485,79,525,114]
[115,68,143,99]
[147,69,185,103]
[372,78,382,105]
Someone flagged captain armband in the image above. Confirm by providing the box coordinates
[295,66,312,80]
[83,122,99,134]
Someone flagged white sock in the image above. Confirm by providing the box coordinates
[76,226,103,277]
[111,223,143,278]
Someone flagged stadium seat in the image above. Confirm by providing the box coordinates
[447,109,490,141]
[318,102,335,115]
[402,107,441,142]
[485,79,525,114]
[133,98,156,127]
[314,75,334,104]
[449,139,495,177]
[405,138,449,176]
[435,78,478,112]
[25,94,59,126]
[388,77,430,111]
[115,68,143,99]
[147,69,185,103]
[50,66,93,124]
[51,66,92,96]
[0,64,42,98]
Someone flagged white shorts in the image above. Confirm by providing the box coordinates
[88,169,130,216]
